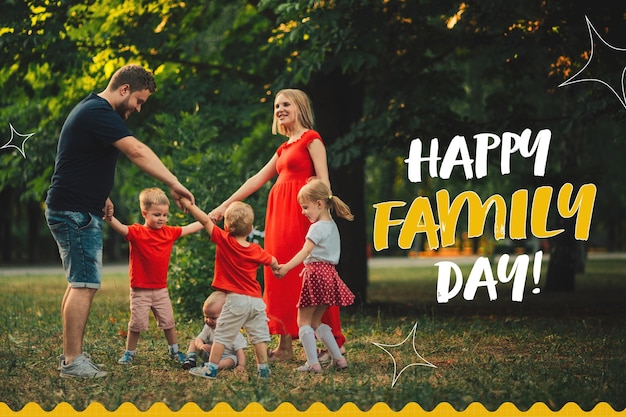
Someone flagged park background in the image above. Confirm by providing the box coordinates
[0,1,625,416]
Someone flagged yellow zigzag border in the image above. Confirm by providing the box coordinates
[1,402,624,416]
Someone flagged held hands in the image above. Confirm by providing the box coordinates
[179,197,193,210]
[169,181,194,210]
[273,264,289,278]
[208,205,226,223]
[269,257,284,278]
[102,198,114,221]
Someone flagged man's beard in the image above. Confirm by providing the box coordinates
[116,97,132,120]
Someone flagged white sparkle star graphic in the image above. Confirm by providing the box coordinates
[559,16,626,110]
[372,322,436,388]
[1,123,35,159]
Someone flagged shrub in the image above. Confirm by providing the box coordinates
[144,111,270,317]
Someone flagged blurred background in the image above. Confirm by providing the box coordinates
[1,0,624,310]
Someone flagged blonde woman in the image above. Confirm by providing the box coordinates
[210,89,346,362]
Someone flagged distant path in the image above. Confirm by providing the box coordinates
[368,251,626,268]
[1,252,624,276]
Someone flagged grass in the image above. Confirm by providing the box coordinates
[0,257,625,413]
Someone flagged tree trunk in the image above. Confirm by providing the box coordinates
[0,188,13,263]
[331,159,367,304]
[308,70,368,305]
[27,199,41,263]
[544,103,585,291]
[545,217,582,292]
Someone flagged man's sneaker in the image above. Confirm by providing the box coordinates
[118,351,135,365]
[59,353,104,370]
[181,356,197,370]
[60,353,108,378]
[170,349,186,363]
[189,364,217,379]
[257,367,271,379]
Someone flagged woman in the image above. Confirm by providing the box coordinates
[209,89,345,361]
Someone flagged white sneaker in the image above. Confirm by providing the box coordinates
[60,353,108,378]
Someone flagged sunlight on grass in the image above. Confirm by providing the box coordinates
[0,258,624,412]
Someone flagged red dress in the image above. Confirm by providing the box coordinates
[263,130,345,345]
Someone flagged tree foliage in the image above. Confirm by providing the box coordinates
[1,1,625,303]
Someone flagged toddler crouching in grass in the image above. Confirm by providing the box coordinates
[182,291,247,372]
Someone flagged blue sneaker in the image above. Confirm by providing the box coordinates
[189,364,217,379]
[257,367,271,378]
[118,351,135,365]
[169,349,186,363]
[181,356,197,370]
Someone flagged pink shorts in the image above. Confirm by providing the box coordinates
[128,287,175,332]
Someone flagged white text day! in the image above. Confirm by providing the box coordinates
[372,128,597,303]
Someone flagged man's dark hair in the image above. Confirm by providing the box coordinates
[109,64,157,93]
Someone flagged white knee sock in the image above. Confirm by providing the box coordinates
[299,325,318,365]
[315,324,343,360]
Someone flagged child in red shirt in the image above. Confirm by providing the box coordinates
[180,198,278,379]
[106,187,203,365]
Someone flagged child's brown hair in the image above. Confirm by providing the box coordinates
[203,290,226,310]
[224,201,255,237]
[139,187,169,211]
[297,178,354,221]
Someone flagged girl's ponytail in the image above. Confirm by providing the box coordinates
[298,178,354,221]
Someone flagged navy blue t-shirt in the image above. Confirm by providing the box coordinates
[46,93,132,215]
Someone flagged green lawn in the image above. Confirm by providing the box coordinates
[0,257,624,414]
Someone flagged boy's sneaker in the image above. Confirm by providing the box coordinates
[118,351,135,365]
[181,356,197,370]
[60,353,108,378]
[257,367,271,379]
[189,364,217,379]
[169,349,186,363]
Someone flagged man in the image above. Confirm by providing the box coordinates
[45,64,195,378]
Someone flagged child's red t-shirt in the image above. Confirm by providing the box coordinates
[126,224,182,289]
[211,226,273,298]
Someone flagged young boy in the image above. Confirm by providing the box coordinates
[106,187,204,365]
[182,291,247,371]
[180,198,279,379]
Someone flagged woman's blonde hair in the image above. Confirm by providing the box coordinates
[139,187,169,210]
[297,178,354,221]
[272,89,315,135]
[224,201,255,237]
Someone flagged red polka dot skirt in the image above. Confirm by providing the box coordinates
[297,262,355,308]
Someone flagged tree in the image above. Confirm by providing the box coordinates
[2,0,624,300]
[254,0,471,302]
[268,0,626,294]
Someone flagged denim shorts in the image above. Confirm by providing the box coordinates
[45,209,103,289]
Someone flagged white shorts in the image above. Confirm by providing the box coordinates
[214,294,270,346]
